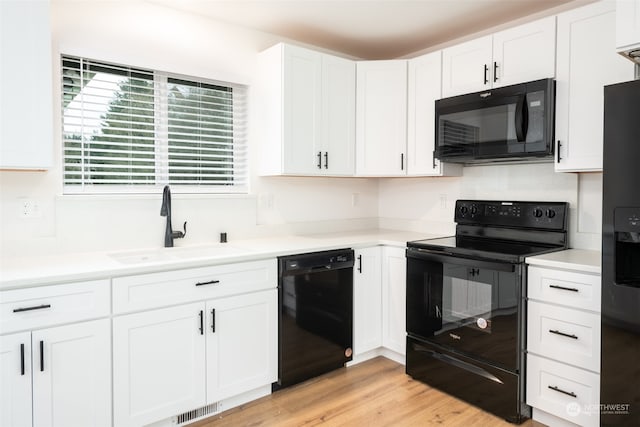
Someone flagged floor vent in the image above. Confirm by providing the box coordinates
[174,402,220,425]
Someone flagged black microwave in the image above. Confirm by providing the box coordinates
[434,78,555,164]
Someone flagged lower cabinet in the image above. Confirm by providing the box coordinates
[0,319,111,427]
[353,246,383,356]
[382,246,407,356]
[113,289,277,427]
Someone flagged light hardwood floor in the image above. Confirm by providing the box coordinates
[192,357,544,427]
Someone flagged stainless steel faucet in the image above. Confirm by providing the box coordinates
[160,185,186,247]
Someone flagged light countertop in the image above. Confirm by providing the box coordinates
[526,248,601,275]
[0,229,441,291]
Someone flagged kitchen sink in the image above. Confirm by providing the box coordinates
[109,244,249,264]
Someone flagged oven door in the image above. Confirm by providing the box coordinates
[406,248,521,371]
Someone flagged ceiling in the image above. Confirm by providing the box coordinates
[150,0,583,59]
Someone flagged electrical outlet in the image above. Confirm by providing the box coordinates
[439,194,447,210]
[351,193,359,207]
[18,198,42,218]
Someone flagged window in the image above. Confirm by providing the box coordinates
[62,56,247,193]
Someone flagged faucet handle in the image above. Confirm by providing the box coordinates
[172,221,187,239]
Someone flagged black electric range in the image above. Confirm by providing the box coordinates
[405,200,569,424]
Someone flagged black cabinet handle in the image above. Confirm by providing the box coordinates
[195,280,220,287]
[357,255,362,273]
[493,62,498,83]
[199,310,204,335]
[324,152,328,169]
[432,151,437,169]
[548,385,577,398]
[39,340,44,372]
[401,153,404,171]
[549,329,578,340]
[13,304,51,313]
[483,64,489,85]
[317,151,322,169]
[557,140,562,163]
[211,308,216,333]
[20,343,25,376]
[549,284,579,292]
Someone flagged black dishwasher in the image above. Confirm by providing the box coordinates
[274,249,354,390]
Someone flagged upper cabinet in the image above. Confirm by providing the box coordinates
[555,1,635,172]
[0,0,53,170]
[616,0,640,60]
[258,43,355,176]
[442,16,556,97]
[407,52,462,177]
[355,60,408,176]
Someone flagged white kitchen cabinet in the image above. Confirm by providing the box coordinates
[113,261,277,427]
[442,16,555,97]
[0,280,111,427]
[353,247,383,356]
[442,35,493,98]
[206,290,277,403]
[381,246,407,356]
[32,319,111,427]
[555,1,635,172]
[113,303,207,427]
[616,0,640,58]
[258,43,355,176]
[407,51,462,177]
[355,60,408,176]
[0,332,32,427]
[527,263,601,427]
[0,0,53,169]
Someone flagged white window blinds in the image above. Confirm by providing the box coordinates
[62,56,247,193]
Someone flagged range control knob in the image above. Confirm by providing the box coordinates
[460,206,469,215]
[470,205,478,215]
[546,209,556,219]
[533,208,544,218]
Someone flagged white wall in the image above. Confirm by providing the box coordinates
[0,0,603,259]
[378,164,602,250]
[0,0,379,258]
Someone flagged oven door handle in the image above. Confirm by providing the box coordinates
[406,248,515,273]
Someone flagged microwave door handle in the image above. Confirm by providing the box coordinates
[515,95,528,142]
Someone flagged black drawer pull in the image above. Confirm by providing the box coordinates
[13,304,51,313]
[195,280,220,287]
[20,343,25,376]
[549,284,579,293]
[40,340,44,372]
[548,385,577,398]
[549,329,578,340]
[211,308,216,333]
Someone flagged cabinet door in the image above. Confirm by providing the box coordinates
[355,60,408,176]
[321,54,356,176]
[113,303,206,427]
[616,0,640,51]
[442,35,493,97]
[382,246,407,355]
[32,319,111,427]
[555,1,635,172]
[206,289,277,403]
[492,16,556,88]
[0,332,31,427]
[283,44,323,175]
[0,0,53,169]
[353,247,383,356]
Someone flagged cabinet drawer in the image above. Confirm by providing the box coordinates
[112,259,277,313]
[528,301,600,372]
[527,266,600,312]
[0,280,110,334]
[527,354,600,427]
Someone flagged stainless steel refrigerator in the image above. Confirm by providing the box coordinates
[602,78,640,426]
